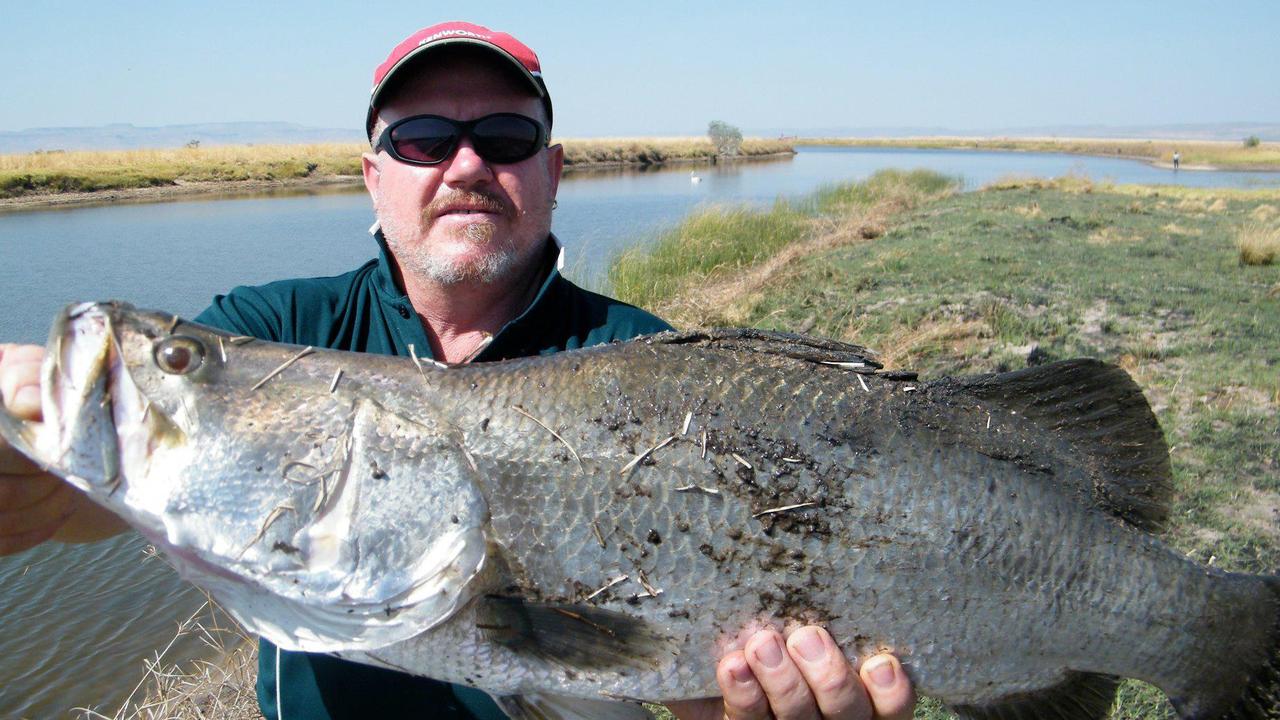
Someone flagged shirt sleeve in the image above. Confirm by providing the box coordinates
[194,285,287,341]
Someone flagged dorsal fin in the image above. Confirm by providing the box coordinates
[646,328,882,371]
[933,359,1172,531]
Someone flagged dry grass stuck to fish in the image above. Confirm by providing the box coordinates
[1237,222,1280,265]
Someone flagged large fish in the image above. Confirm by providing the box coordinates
[1,302,1277,720]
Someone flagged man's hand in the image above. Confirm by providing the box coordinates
[667,626,914,720]
[0,344,127,555]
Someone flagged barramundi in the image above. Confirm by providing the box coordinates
[2,302,1277,720]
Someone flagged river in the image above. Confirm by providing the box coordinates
[1,145,1278,717]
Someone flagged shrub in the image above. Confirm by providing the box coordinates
[707,120,743,156]
[1237,222,1280,265]
[1243,135,1262,148]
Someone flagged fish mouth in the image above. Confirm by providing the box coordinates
[33,302,118,489]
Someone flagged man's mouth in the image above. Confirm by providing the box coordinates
[427,191,508,221]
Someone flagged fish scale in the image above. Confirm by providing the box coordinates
[2,303,1278,720]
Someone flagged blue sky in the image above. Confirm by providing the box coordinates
[2,1,1276,137]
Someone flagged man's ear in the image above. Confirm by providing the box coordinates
[545,143,564,197]
[362,151,381,201]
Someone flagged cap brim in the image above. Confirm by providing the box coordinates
[366,38,547,136]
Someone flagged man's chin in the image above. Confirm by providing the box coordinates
[412,250,520,286]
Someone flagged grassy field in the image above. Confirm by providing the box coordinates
[799,136,1280,171]
[0,138,793,199]
[612,171,1278,719]
[109,171,1278,719]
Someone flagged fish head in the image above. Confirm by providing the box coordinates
[22,302,207,518]
[2,302,490,654]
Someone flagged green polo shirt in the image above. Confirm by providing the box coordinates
[195,232,670,720]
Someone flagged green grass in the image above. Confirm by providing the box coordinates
[608,169,959,310]
[611,174,1280,719]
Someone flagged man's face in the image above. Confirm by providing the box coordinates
[362,52,563,287]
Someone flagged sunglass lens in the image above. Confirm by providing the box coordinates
[472,115,543,163]
[390,118,458,164]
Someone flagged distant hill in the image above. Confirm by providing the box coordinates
[759,122,1280,142]
[0,122,362,153]
[5,120,1277,155]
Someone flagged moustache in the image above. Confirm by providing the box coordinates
[424,190,511,221]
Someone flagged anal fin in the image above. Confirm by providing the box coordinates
[493,692,655,720]
[951,671,1119,720]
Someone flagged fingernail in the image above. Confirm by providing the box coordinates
[864,656,897,688]
[727,656,754,684]
[791,627,827,663]
[755,635,785,668]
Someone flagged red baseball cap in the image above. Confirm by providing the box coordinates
[366,21,552,138]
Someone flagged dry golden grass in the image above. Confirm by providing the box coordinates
[982,174,1097,193]
[802,136,1280,170]
[0,138,795,198]
[77,598,261,720]
[1012,202,1043,218]
[1237,222,1280,265]
[1251,204,1279,222]
[1088,227,1143,245]
[560,137,792,166]
[1160,222,1202,236]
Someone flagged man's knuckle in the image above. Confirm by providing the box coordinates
[814,669,857,698]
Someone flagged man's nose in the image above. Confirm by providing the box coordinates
[442,137,493,187]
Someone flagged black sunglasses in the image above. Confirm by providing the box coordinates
[377,113,549,166]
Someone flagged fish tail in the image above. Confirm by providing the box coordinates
[1171,573,1280,719]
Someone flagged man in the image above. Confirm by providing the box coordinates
[0,22,914,720]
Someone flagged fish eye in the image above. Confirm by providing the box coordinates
[154,336,206,375]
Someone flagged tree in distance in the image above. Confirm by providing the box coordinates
[708,120,743,156]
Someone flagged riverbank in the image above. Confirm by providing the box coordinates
[0,138,793,211]
[798,136,1280,172]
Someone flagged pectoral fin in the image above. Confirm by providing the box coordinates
[477,596,673,672]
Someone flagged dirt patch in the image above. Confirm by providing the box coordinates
[1199,384,1277,415]
[1192,526,1226,546]
[1080,300,1110,342]
[1221,488,1280,541]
